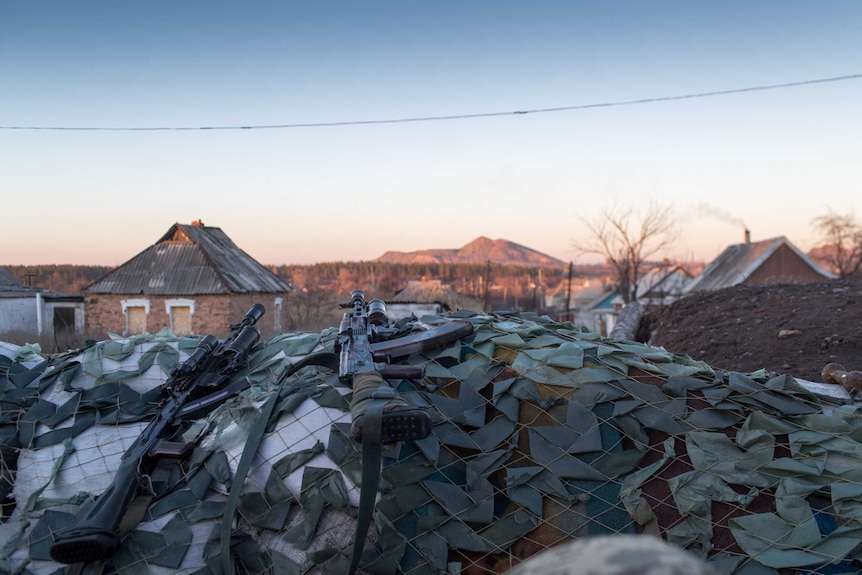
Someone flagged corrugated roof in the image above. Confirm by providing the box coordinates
[0,266,22,288]
[87,223,290,295]
[685,236,834,293]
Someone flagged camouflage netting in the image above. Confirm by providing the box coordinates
[2,312,862,575]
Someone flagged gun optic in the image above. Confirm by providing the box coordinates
[230,304,265,330]
[367,299,388,326]
[217,325,261,374]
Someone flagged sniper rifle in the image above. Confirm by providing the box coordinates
[49,304,266,566]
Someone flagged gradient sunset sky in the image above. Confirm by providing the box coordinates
[2,1,860,266]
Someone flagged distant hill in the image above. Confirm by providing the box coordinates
[375,237,567,268]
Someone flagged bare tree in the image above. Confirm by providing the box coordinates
[811,209,862,278]
[284,287,343,332]
[573,201,677,303]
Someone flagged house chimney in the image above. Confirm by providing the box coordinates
[192,219,205,227]
[744,228,751,244]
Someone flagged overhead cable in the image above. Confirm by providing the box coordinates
[1,73,860,132]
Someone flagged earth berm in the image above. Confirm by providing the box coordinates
[641,276,862,384]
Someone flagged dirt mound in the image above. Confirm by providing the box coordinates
[643,276,862,383]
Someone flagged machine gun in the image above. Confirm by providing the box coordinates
[49,304,266,566]
[336,289,474,445]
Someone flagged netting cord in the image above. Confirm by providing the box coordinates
[219,352,338,575]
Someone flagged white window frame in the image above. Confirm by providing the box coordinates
[165,298,196,334]
[122,298,151,315]
[121,298,151,336]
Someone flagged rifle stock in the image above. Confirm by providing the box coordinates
[49,305,265,565]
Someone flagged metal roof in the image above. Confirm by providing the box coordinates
[684,236,835,293]
[0,266,22,288]
[1,266,83,300]
[87,223,290,295]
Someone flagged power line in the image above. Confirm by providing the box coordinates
[2,73,860,132]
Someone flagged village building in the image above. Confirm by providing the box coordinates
[386,278,483,322]
[684,233,835,293]
[557,266,690,336]
[636,264,693,305]
[0,265,85,343]
[84,222,290,337]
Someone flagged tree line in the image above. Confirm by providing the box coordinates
[4,261,613,332]
[268,261,610,331]
[267,261,611,299]
[4,265,113,293]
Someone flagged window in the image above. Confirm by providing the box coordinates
[127,307,147,334]
[165,299,196,336]
[171,306,192,335]
[121,298,151,336]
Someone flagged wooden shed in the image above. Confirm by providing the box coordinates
[84,222,290,337]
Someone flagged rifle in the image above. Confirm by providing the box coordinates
[336,289,474,575]
[49,304,266,565]
[336,289,474,444]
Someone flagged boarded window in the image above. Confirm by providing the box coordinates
[128,306,147,335]
[171,306,192,336]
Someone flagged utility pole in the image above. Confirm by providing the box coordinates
[483,259,491,311]
[564,262,573,321]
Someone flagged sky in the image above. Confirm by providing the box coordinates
[1,1,860,267]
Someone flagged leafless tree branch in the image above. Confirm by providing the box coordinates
[811,209,862,277]
[572,200,677,303]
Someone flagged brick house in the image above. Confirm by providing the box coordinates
[685,232,835,293]
[84,222,290,337]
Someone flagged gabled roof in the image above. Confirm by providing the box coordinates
[0,266,83,301]
[0,266,38,298]
[586,290,624,311]
[0,266,22,288]
[86,222,290,295]
[685,236,835,293]
[636,265,692,299]
[569,281,608,306]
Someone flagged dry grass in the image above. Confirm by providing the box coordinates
[0,329,95,355]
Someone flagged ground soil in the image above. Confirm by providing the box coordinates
[641,276,862,384]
